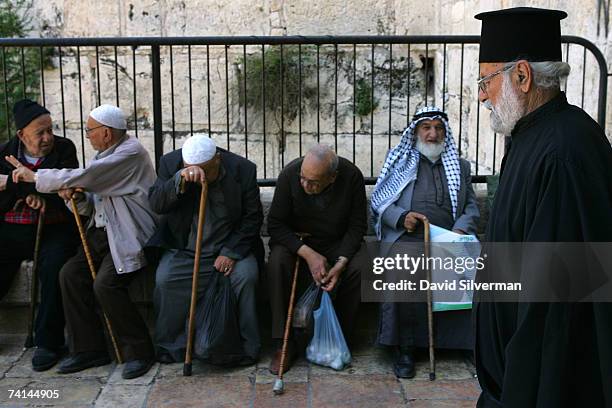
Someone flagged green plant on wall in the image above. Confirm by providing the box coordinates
[0,0,51,143]
[353,76,378,117]
[236,45,318,129]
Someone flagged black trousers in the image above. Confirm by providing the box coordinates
[59,227,154,361]
[267,243,369,343]
[0,222,78,350]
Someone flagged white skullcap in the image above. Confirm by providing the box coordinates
[89,104,127,130]
[182,134,216,165]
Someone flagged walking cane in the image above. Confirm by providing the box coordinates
[69,197,122,364]
[424,219,435,381]
[24,201,46,349]
[184,181,208,376]
[273,233,309,395]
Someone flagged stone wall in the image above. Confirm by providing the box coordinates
[0,0,604,182]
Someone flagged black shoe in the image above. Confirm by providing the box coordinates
[57,351,111,374]
[156,351,175,364]
[122,359,154,379]
[238,355,257,367]
[393,349,416,379]
[32,347,63,372]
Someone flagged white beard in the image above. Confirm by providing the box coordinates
[484,74,527,135]
[416,138,445,162]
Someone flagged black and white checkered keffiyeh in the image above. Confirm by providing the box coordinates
[371,106,462,239]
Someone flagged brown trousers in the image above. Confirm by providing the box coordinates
[267,243,369,342]
[59,227,154,361]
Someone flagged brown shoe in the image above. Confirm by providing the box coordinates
[269,342,296,375]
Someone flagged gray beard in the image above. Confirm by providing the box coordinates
[416,138,445,162]
[484,75,527,135]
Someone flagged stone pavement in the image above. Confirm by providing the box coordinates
[0,329,480,408]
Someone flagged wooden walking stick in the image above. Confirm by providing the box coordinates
[184,181,208,376]
[273,256,300,395]
[24,201,46,349]
[273,233,309,395]
[69,197,122,364]
[424,219,435,381]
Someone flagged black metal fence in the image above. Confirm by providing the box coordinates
[0,35,607,185]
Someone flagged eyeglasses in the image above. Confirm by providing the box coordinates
[299,174,324,188]
[85,124,106,135]
[477,64,515,94]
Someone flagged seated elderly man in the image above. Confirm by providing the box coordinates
[370,106,480,378]
[267,144,370,374]
[0,99,79,371]
[148,134,263,365]
[10,105,159,379]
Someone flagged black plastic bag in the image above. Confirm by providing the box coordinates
[191,271,245,366]
[293,282,321,329]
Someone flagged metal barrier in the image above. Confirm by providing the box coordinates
[0,35,607,185]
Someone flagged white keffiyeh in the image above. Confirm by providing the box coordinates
[371,106,462,239]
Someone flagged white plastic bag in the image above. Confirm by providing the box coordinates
[306,292,351,370]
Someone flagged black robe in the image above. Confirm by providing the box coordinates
[474,92,612,407]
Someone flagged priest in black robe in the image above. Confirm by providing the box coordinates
[473,7,612,408]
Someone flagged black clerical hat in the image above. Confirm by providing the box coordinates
[13,99,50,130]
[475,7,567,62]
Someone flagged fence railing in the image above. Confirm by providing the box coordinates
[0,35,607,185]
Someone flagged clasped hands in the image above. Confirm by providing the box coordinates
[298,246,347,293]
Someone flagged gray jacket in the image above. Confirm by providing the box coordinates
[380,157,480,243]
[36,135,159,274]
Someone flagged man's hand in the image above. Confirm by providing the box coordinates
[25,194,44,210]
[0,174,7,191]
[214,255,236,277]
[453,228,466,235]
[5,155,35,183]
[58,187,85,202]
[404,211,428,233]
[321,257,348,292]
[298,245,329,285]
[180,166,206,185]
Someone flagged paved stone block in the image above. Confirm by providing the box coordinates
[0,343,25,365]
[412,355,474,381]
[0,377,102,407]
[107,362,160,385]
[95,384,149,408]
[310,353,394,377]
[255,365,308,384]
[146,376,253,407]
[310,374,404,407]
[156,361,255,378]
[407,399,478,407]
[5,349,114,379]
[402,379,480,400]
[253,382,308,408]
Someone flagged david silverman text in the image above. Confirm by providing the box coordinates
[372,279,522,291]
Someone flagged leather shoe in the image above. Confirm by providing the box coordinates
[156,351,175,364]
[393,349,416,379]
[238,355,257,367]
[122,359,154,379]
[57,351,110,374]
[32,347,63,372]
[269,342,296,375]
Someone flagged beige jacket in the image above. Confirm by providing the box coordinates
[36,135,159,274]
